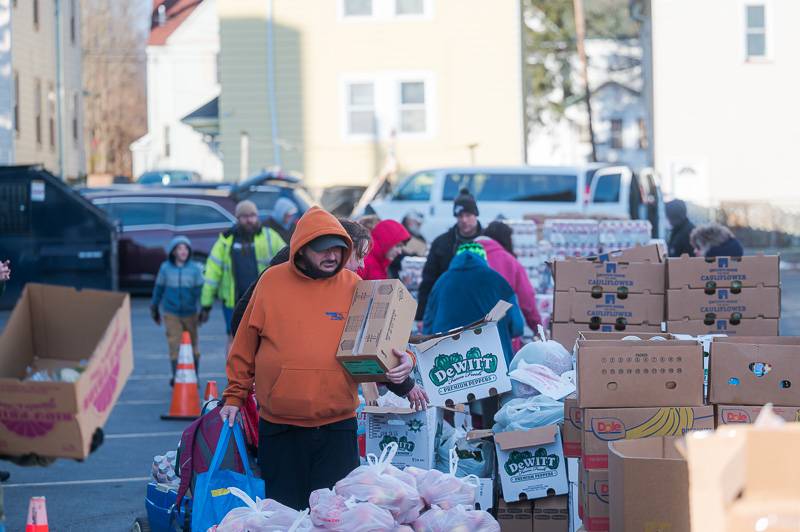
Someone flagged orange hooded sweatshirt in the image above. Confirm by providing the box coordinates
[222,207,361,427]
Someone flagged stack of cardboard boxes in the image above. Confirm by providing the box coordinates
[550,244,666,351]
[666,255,780,336]
[571,332,714,531]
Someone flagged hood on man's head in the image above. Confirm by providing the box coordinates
[665,199,688,225]
[370,220,410,259]
[690,223,735,250]
[289,206,352,277]
[168,235,192,262]
[272,197,298,223]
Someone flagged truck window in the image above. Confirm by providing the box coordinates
[176,203,231,227]
[443,173,578,202]
[113,201,171,227]
[592,174,621,203]
[394,172,434,201]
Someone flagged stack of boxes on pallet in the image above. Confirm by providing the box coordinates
[550,244,666,351]
[570,332,713,531]
[666,255,780,336]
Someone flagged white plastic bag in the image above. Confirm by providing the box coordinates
[435,428,494,479]
[412,504,500,532]
[309,489,395,531]
[493,396,564,433]
[334,442,424,524]
[509,326,573,376]
[508,361,575,400]
[214,487,313,532]
[417,449,479,510]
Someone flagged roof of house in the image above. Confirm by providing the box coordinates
[148,0,203,46]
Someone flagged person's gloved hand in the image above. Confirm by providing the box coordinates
[386,349,414,384]
[406,385,429,411]
[150,304,161,325]
[198,307,211,324]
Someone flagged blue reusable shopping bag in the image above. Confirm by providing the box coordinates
[191,421,265,532]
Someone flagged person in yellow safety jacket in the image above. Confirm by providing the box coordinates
[199,200,286,339]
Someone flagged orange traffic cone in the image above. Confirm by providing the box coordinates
[204,380,219,402]
[26,496,48,532]
[161,332,201,420]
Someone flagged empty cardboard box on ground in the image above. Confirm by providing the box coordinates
[0,284,133,459]
[666,254,780,289]
[709,336,800,406]
[575,335,705,408]
[608,436,689,532]
[337,279,417,382]
[581,406,715,470]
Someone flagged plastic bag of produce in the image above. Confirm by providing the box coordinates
[509,326,573,376]
[417,448,479,510]
[508,361,575,400]
[309,489,395,531]
[493,396,564,433]
[214,487,312,532]
[335,442,424,524]
[435,428,494,479]
[412,505,500,532]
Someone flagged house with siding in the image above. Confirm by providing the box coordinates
[217,0,525,192]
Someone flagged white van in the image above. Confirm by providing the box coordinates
[362,165,662,242]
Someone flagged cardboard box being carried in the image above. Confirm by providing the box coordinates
[608,436,689,532]
[413,301,513,407]
[563,394,582,458]
[553,290,664,328]
[581,406,714,470]
[550,323,662,352]
[715,404,800,425]
[575,334,705,408]
[495,425,569,503]
[666,286,780,321]
[667,254,780,289]
[364,405,443,470]
[709,336,800,406]
[0,284,133,459]
[666,317,779,337]
[581,468,609,532]
[337,280,417,382]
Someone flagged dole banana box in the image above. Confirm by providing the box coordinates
[363,405,443,470]
[413,301,513,407]
[563,394,582,458]
[337,279,418,383]
[580,406,715,470]
[580,468,609,532]
[553,259,665,295]
[667,317,779,338]
[716,404,800,425]
[667,254,780,289]
[666,286,780,321]
[553,290,664,327]
[495,425,569,503]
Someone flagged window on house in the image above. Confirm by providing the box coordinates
[344,0,372,16]
[34,79,42,145]
[13,72,19,135]
[33,0,39,30]
[70,0,76,44]
[396,0,425,15]
[610,118,623,149]
[638,118,648,150]
[745,4,766,58]
[72,92,79,143]
[48,83,56,150]
[164,125,171,157]
[346,82,376,135]
[399,81,426,134]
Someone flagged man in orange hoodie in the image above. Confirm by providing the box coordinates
[220,207,415,510]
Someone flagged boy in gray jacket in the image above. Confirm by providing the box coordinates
[151,236,205,385]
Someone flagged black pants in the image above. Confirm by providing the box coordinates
[257,417,360,511]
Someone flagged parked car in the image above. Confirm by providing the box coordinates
[137,169,201,186]
[361,165,663,242]
[83,188,237,292]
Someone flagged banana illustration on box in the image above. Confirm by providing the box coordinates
[591,408,698,441]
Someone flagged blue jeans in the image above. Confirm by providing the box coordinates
[222,306,234,336]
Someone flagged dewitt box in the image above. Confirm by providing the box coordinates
[715,404,800,425]
[666,286,780,321]
[413,301,513,407]
[581,406,714,470]
[667,254,779,289]
[364,405,443,470]
[552,259,665,295]
[337,279,417,382]
[0,284,133,459]
[495,425,569,503]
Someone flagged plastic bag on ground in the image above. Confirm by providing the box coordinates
[309,489,395,531]
[411,505,500,532]
[434,428,494,479]
[334,442,424,524]
[493,395,564,433]
[508,361,575,400]
[417,449,479,510]
[214,487,313,532]
[509,325,573,376]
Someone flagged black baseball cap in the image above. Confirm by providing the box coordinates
[308,235,349,252]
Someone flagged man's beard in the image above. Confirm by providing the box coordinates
[297,257,339,279]
[239,222,261,237]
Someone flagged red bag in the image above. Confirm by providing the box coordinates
[241,386,259,448]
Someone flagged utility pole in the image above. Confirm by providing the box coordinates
[573,0,597,162]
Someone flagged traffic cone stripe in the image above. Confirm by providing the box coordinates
[175,369,198,384]
[26,496,48,532]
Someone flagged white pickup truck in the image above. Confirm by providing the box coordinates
[360,164,664,242]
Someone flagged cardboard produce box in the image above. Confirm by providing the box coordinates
[667,254,779,289]
[495,425,569,503]
[413,301,513,407]
[581,468,609,532]
[553,290,664,327]
[475,477,495,512]
[709,336,800,406]
[364,405,443,470]
[337,280,417,382]
[497,498,533,532]
[575,336,705,408]
[552,259,665,295]
[715,404,800,425]
[608,436,689,532]
[563,394,582,458]
[666,317,779,337]
[550,323,662,351]
[593,243,664,264]
[581,406,714,470]
[0,284,133,459]
[666,286,780,321]
[533,495,569,532]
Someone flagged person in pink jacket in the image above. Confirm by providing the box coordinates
[360,219,411,280]
[478,221,542,333]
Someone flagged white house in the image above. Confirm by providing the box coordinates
[648,0,800,209]
[131,0,222,181]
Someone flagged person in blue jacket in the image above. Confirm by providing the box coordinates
[151,235,205,385]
